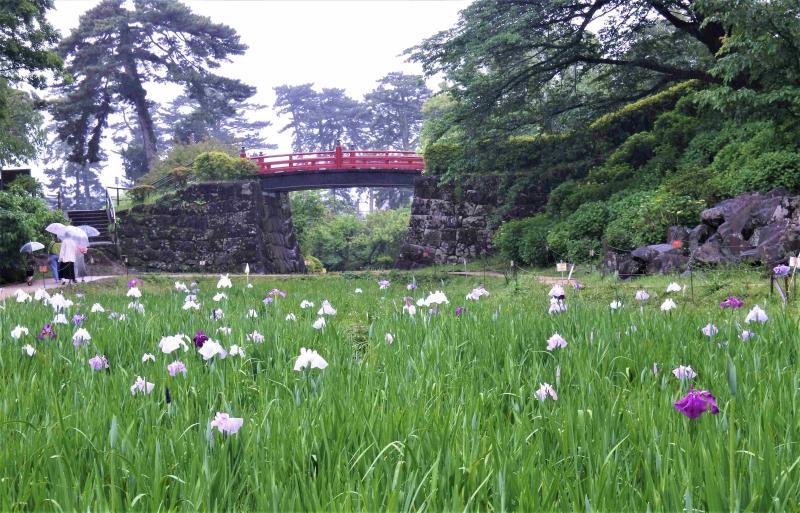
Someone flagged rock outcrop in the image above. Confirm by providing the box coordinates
[606,188,800,276]
[118,181,305,273]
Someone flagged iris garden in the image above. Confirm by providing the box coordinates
[0,272,798,511]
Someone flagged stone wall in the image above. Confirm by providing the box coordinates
[118,181,305,273]
[396,177,498,267]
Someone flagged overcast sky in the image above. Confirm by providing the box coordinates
[39,0,469,186]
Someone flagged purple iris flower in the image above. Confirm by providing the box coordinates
[773,265,791,277]
[573,281,583,290]
[88,354,109,371]
[455,306,465,316]
[720,296,744,309]
[263,296,274,305]
[674,388,720,419]
[268,288,287,298]
[72,312,86,325]
[127,278,142,288]
[38,323,56,340]
[193,330,208,348]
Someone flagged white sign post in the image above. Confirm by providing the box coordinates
[556,261,567,282]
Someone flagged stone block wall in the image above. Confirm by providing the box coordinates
[118,181,305,273]
[397,177,499,268]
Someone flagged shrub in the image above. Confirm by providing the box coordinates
[735,151,800,193]
[0,184,66,284]
[303,255,326,273]
[193,151,258,181]
[602,190,705,251]
[303,209,411,271]
[7,174,42,195]
[140,139,235,184]
[493,214,554,266]
[169,166,192,187]
[129,184,155,203]
[565,201,609,239]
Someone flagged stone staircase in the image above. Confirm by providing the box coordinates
[66,209,114,246]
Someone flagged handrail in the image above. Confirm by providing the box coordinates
[105,188,119,255]
[242,145,425,175]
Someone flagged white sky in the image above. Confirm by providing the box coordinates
[37,0,469,187]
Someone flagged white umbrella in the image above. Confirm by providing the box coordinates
[19,241,45,253]
[78,225,101,237]
[61,225,86,241]
[45,223,68,237]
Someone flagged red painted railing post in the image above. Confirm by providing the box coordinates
[239,146,246,159]
[335,144,343,169]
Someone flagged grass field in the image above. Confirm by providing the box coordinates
[1,270,798,511]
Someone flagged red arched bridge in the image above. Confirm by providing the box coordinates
[240,144,424,191]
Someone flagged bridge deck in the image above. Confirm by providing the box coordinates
[242,145,424,191]
[256,168,419,192]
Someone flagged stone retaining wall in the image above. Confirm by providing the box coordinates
[118,181,305,273]
[396,177,498,267]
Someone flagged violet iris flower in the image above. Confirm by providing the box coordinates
[193,330,208,348]
[167,361,187,377]
[263,296,274,305]
[268,288,287,298]
[674,388,720,419]
[72,312,86,325]
[455,306,465,316]
[720,296,744,309]
[773,265,791,277]
[88,354,109,371]
[38,323,56,340]
[127,278,142,288]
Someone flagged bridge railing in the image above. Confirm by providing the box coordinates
[241,146,424,174]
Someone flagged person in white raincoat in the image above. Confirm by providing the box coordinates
[58,226,88,284]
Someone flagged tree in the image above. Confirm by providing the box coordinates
[0,84,46,166]
[0,0,61,167]
[0,179,66,284]
[365,72,430,151]
[274,84,371,152]
[696,0,800,119]
[40,126,106,210]
[0,0,62,88]
[274,84,369,212]
[164,79,274,150]
[408,0,740,139]
[52,0,253,171]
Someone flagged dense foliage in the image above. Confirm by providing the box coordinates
[290,191,409,270]
[192,151,257,181]
[50,0,254,175]
[0,0,61,168]
[415,0,800,266]
[0,180,66,283]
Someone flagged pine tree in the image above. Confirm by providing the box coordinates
[51,0,253,171]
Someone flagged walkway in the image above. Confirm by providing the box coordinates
[0,276,114,300]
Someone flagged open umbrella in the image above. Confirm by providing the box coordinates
[61,225,86,241]
[19,241,45,253]
[45,223,68,237]
[78,225,100,237]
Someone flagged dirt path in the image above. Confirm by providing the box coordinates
[0,276,115,300]
[447,270,578,286]
[447,271,506,278]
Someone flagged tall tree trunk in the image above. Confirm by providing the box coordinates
[123,58,158,168]
[119,25,158,169]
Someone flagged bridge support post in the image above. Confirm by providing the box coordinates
[335,144,343,169]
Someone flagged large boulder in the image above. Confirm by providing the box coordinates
[613,188,800,276]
